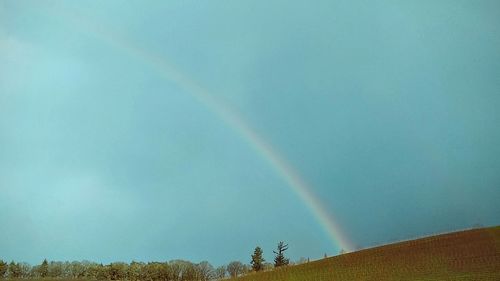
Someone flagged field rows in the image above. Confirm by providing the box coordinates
[230,226,500,281]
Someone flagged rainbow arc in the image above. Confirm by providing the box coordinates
[58,8,353,252]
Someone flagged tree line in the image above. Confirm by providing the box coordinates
[0,260,219,281]
[0,242,298,280]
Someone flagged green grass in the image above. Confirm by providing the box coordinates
[231,226,500,281]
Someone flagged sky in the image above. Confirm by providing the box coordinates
[1,0,500,266]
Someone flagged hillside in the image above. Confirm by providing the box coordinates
[232,226,500,281]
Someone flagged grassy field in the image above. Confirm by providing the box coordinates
[231,226,500,281]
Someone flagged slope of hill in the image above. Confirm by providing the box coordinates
[232,226,500,281]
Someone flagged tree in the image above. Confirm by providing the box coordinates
[127,261,144,281]
[250,246,265,272]
[48,261,63,278]
[156,262,171,281]
[142,262,159,281]
[214,266,226,280]
[18,263,32,278]
[273,241,289,268]
[70,261,88,279]
[242,264,252,275]
[40,259,49,278]
[168,261,182,281]
[62,262,72,278]
[196,261,213,281]
[0,260,7,279]
[107,262,127,281]
[29,266,40,278]
[95,264,107,280]
[181,262,197,281]
[226,261,244,278]
[8,261,21,278]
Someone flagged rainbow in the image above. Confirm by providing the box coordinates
[59,8,353,252]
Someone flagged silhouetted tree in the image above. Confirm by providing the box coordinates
[273,242,289,268]
[250,246,265,272]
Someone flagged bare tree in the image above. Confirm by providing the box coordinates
[196,261,213,281]
[214,266,226,280]
[226,261,244,278]
[19,263,32,278]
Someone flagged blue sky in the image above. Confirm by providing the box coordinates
[1,0,500,265]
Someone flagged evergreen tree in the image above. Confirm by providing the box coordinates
[40,259,49,278]
[250,246,265,272]
[273,241,289,268]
